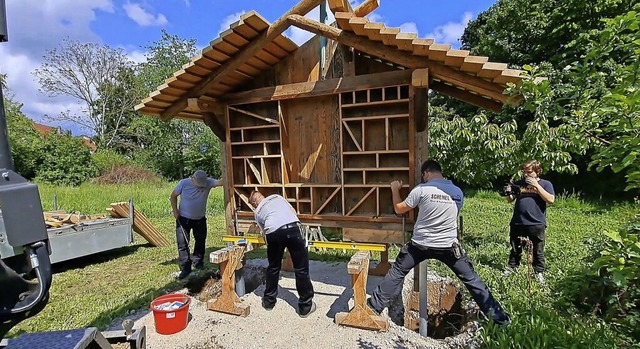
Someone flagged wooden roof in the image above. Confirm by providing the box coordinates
[136,5,525,121]
[135,11,298,121]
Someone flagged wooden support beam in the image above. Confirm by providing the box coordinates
[208,245,250,317]
[186,97,224,114]
[223,69,413,105]
[160,0,323,121]
[335,251,389,331]
[354,0,380,17]
[286,15,514,106]
[202,112,226,141]
[410,69,429,132]
[431,81,503,113]
[328,0,352,13]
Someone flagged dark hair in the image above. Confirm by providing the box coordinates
[521,160,542,174]
[421,160,442,174]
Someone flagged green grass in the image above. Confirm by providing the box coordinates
[8,184,639,347]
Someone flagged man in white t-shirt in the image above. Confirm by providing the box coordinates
[367,160,511,325]
[170,170,223,279]
[249,190,316,318]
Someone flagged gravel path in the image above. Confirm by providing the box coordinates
[110,259,479,349]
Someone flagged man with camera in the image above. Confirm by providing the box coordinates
[503,160,555,284]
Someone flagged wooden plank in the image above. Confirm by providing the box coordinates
[223,69,413,104]
[460,55,489,73]
[354,0,380,17]
[431,81,503,112]
[493,68,524,85]
[394,33,417,51]
[411,38,434,56]
[426,43,451,62]
[444,49,470,67]
[349,17,369,36]
[335,12,354,31]
[328,0,352,13]
[314,187,342,214]
[202,112,226,142]
[380,27,401,46]
[477,62,508,79]
[228,106,279,124]
[343,228,404,244]
[160,0,323,121]
[342,121,363,151]
[346,187,376,216]
[363,22,384,42]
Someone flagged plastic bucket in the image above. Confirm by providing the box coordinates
[150,293,191,335]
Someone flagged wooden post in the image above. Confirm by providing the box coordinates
[282,249,294,272]
[335,251,389,331]
[368,246,390,276]
[208,245,250,317]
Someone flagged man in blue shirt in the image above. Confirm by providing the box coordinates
[368,160,511,325]
[170,170,223,279]
[249,190,316,317]
[504,160,555,284]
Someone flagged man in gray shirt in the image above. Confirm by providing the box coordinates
[368,160,511,325]
[249,190,316,317]
[170,170,223,279]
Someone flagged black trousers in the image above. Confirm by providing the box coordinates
[176,216,207,272]
[508,225,546,273]
[369,242,511,325]
[263,226,314,314]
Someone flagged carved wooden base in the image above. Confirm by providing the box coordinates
[208,245,250,317]
[335,251,389,331]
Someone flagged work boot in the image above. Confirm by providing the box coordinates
[178,269,192,280]
[299,302,316,318]
[261,298,275,311]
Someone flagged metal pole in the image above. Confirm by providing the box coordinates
[319,0,327,80]
[53,194,58,211]
[418,260,428,337]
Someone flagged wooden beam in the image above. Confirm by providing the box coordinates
[328,0,352,13]
[354,0,380,17]
[431,81,503,113]
[286,15,513,106]
[410,69,429,133]
[186,97,224,114]
[160,0,323,121]
[202,112,226,141]
[222,69,413,104]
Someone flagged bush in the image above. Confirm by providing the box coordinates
[92,165,160,184]
[93,149,130,175]
[35,131,98,186]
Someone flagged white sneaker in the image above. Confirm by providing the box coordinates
[535,272,546,285]
[502,267,516,277]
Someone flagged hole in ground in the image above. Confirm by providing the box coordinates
[183,264,267,302]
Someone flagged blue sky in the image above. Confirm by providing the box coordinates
[0,0,496,136]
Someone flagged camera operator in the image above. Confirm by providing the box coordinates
[503,160,555,284]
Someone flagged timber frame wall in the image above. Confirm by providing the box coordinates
[225,73,421,233]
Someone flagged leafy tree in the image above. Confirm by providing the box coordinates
[33,39,137,148]
[428,0,638,192]
[4,97,42,178]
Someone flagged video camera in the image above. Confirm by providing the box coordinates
[500,184,521,197]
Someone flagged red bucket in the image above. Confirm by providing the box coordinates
[150,293,191,335]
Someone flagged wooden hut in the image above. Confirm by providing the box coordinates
[135,0,524,246]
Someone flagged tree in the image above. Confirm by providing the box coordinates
[427,0,638,191]
[33,39,138,148]
[35,130,98,186]
[4,97,42,178]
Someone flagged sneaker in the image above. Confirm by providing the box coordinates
[177,269,192,280]
[261,299,274,311]
[299,302,316,318]
[535,272,546,285]
[502,267,516,277]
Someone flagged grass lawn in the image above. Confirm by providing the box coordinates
[8,182,639,348]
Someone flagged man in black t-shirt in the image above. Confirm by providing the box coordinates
[504,160,555,284]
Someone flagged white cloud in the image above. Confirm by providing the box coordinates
[426,12,473,46]
[1,0,114,135]
[399,22,419,35]
[218,11,246,35]
[123,3,168,27]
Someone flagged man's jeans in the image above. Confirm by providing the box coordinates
[264,225,314,314]
[369,242,510,325]
[508,225,546,273]
[176,216,207,272]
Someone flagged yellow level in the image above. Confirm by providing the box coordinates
[222,235,386,252]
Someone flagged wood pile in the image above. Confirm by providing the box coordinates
[107,202,170,247]
[44,211,107,228]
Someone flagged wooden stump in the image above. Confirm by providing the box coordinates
[207,245,250,317]
[335,251,389,331]
[282,249,294,272]
[369,247,390,276]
